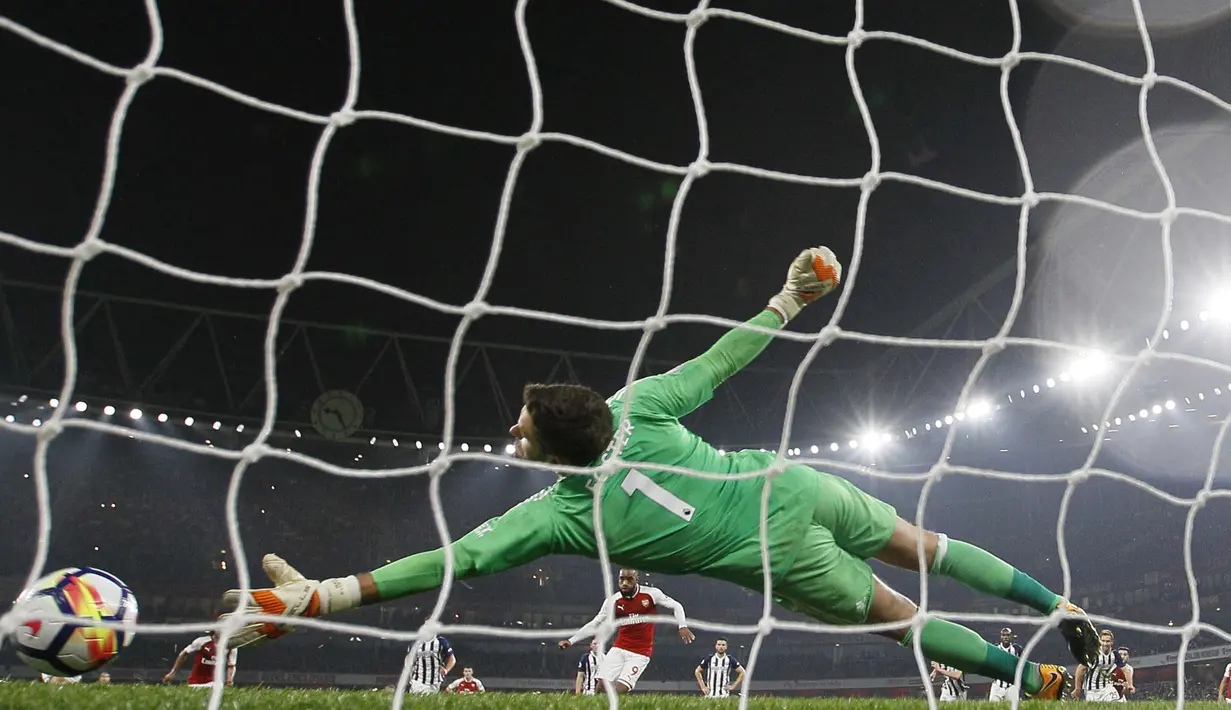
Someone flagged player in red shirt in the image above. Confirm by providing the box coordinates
[557,569,693,693]
[446,666,486,694]
[162,631,238,688]
[1112,647,1134,700]
[1219,661,1231,702]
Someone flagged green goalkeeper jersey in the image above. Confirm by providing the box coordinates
[371,309,822,599]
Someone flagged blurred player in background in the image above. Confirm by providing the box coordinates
[1218,659,1231,702]
[575,638,600,696]
[931,661,967,701]
[445,666,485,694]
[96,672,111,685]
[39,673,81,685]
[988,627,1022,702]
[695,637,745,698]
[1073,630,1120,702]
[223,246,1096,701]
[405,634,454,695]
[1112,647,1134,700]
[163,631,237,687]
[557,569,692,694]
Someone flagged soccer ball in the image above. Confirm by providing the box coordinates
[7,567,138,677]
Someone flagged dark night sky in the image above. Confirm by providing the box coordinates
[2,0,1229,376]
[0,0,1049,345]
[7,0,1231,667]
[6,1,1231,445]
[6,5,1231,458]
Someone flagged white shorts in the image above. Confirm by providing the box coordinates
[989,683,1018,701]
[1085,685,1121,702]
[407,680,439,695]
[939,688,966,702]
[598,647,650,691]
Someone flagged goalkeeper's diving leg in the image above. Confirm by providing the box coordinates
[771,465,1098,701]
[873,515,1100,667]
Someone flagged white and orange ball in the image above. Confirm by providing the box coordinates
[8,567,138,677]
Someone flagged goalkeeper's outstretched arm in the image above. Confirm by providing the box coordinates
[617,246,841,420]
[220,490,559,646]
[356,487,565,602]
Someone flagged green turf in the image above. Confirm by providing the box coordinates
[0,684,1222,710]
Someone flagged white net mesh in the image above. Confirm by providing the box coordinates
[2,0,1231,708]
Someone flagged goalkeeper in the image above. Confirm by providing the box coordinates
[223,247,1094,699]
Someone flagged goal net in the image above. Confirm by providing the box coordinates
[2,0,1231,708]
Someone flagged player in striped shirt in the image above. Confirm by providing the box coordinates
[575,639,600,695]
[695,638,745,698]
[931,661,968,701]
[446,667,485,694]
[1073,630,1120,702]
[988,627,1022,702]
[225,247,1093,701]
[404,635,455,695]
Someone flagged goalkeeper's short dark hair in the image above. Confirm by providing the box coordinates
[523,383,612,466]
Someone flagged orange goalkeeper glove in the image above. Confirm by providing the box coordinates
[218,554,360,648]
[766,246,842,324]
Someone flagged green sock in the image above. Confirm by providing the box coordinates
[903,618,1042,694]
[933,537,1061,615]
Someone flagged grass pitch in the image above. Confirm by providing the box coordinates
[0,684,1222,710]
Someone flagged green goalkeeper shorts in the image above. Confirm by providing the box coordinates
[772,465,898,625]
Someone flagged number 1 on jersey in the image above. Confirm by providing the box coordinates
[620,469,695,522]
